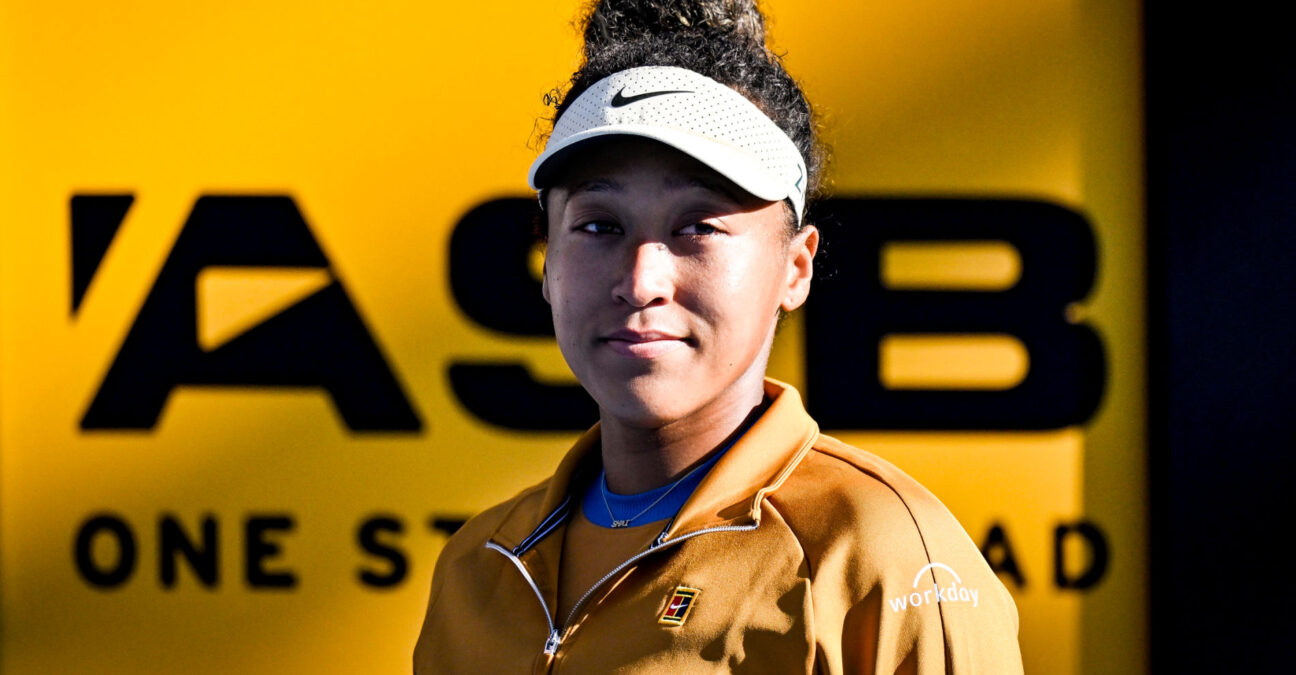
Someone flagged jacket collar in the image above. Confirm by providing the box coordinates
[487,423,601,553]
[489,378,819,551]
[662,378,819,539]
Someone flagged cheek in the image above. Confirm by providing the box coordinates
[685,244,786,336]
[546,268,577,322]
[545,250,599,332]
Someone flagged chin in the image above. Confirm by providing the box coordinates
[586,375,703,429]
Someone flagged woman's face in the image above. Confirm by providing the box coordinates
[542,137,817,428]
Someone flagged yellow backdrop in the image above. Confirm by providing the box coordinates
[0,1,1144,672]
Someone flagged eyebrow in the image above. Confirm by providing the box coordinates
[568,178,622,195]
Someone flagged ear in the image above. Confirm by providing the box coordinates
[780,225,818,312]
[541,258,551,305]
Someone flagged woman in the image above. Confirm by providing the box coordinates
[415,1,1023,672]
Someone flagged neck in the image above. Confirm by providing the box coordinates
[599,372,767,494]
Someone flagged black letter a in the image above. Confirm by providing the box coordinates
[80,195,421,431]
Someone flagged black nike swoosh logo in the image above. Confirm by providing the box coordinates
[610,88,693,107]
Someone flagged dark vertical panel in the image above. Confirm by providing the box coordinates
[1147,3,1296,673]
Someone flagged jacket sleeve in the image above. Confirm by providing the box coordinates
[843,483,1023,675]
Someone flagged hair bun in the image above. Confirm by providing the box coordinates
[548,0,826,212]
[582,0,769,56]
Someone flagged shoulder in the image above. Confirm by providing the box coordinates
[769,433,962,554]
[765,432,1002,603]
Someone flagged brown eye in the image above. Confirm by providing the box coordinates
[678,222,720,236]
[577,220,621,235]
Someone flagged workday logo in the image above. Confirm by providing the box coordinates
[888,562,979,613]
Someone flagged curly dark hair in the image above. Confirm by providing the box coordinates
[542,0,828,231]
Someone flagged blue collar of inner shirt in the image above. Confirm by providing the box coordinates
[580,413,760,529]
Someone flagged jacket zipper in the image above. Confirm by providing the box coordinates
[486,522,758,659]
[484,541,562,655]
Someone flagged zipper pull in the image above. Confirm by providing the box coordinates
[543,629,562,655]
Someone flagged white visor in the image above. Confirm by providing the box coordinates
[528,66,808,223]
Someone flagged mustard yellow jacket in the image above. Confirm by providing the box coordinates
[414,380,1023,673]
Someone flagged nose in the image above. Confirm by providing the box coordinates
[612,242,674,309]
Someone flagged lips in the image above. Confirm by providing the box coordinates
[600,329,690,358]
